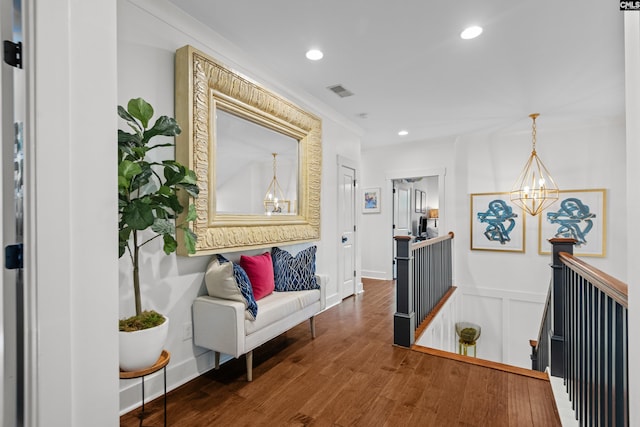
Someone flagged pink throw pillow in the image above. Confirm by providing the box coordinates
[240,252,275,300]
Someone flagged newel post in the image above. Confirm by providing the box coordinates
[394,236,415,347]
[549,237,575,377]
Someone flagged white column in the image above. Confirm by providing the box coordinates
[28,0,119,425]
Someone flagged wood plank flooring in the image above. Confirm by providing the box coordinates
[120,279,560,426]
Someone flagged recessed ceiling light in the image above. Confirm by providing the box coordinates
[398,130,409,136]
[460,26,483,40]
[305,49,323,60]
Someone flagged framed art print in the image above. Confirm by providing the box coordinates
[363,187,381,213]
[415,189,422,213]
[470,192,525,252]
[538,189,606,257]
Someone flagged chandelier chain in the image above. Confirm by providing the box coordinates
[272,153,277,178]
[530,113,538,153]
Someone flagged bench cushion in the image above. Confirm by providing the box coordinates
[245,289,320,335]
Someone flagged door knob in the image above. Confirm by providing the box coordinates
[341,236,348,243]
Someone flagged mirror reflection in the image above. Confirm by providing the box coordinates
[215,109,299,215]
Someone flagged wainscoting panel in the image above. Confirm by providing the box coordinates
[458,287,547,369]
[461,293,503,362]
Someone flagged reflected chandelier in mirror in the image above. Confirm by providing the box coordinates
[175,45,322,255]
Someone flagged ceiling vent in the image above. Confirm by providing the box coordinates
[327,84,354,98]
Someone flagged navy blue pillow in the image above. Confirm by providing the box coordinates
[217,255,258,319]
[272,246,319,292]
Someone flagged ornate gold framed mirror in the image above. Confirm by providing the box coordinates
[175,45,322,255]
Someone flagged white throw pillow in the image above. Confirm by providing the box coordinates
[204,257,247,307]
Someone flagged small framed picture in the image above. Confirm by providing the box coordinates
[470,192,526,252]
[538,189,607,257]
[415,190,422,213]
[421,191,427,213]
[363,187,381,213]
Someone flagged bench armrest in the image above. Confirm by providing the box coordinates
[193,296,245,357]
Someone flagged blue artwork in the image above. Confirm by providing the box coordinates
[364,191,378,209]
[477,199,518,244]
[546,198,595,246]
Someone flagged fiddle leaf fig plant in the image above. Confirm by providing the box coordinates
[118,98,199,326]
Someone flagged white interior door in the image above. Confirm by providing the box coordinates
[392,180,412,278]
[338,162,356,299]
[393,181,412,237]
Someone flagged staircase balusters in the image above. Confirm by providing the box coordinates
[394,232,454,347]
[533,238,629,426]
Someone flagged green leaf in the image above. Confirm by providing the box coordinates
[181,169,197,185]
[119,227,132,241]
[123,199,155,230]
[158,185,173,196]
[182,227,197,254]
[118,144,134,159]
[118,175,129,191]
[131,146,148,159]
[118,160,142,180]
[118,105,142,126]
[163,163,185,186]
[118,227,132,258]
[185,204,197,222]
[162,234,178,255]
[129,165,153,193]
[127,98,154,129]
[118,129,141,145]
[152,193,183,214]
[151,218,175,235]
[142,116,181,144]
[179,183,200,198]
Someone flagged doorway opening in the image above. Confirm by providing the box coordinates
[391,173,442,279]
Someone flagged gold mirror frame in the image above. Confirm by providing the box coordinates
[174,45,322,255]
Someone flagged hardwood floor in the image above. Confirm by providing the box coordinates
[120,278,560,426]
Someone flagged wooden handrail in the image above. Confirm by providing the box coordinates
[410,231,454,250]
[559,252,628,308]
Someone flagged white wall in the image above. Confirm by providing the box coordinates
[361,119,627,368]
[117,0,362,412]
[361,137,454,279]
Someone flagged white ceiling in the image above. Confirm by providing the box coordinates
[168,0,626,148]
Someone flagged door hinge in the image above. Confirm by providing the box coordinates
[5,243,23,269]
[353,225,356,232]
[353,270,356,277]
[3,41,22,69]
[353,179,356,187]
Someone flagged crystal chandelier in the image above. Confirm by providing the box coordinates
[510,113,559,216]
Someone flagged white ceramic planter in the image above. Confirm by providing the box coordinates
[119,315,169,372]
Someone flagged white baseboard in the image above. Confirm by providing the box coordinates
[550,376,578,426]
[361,270,390,280]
